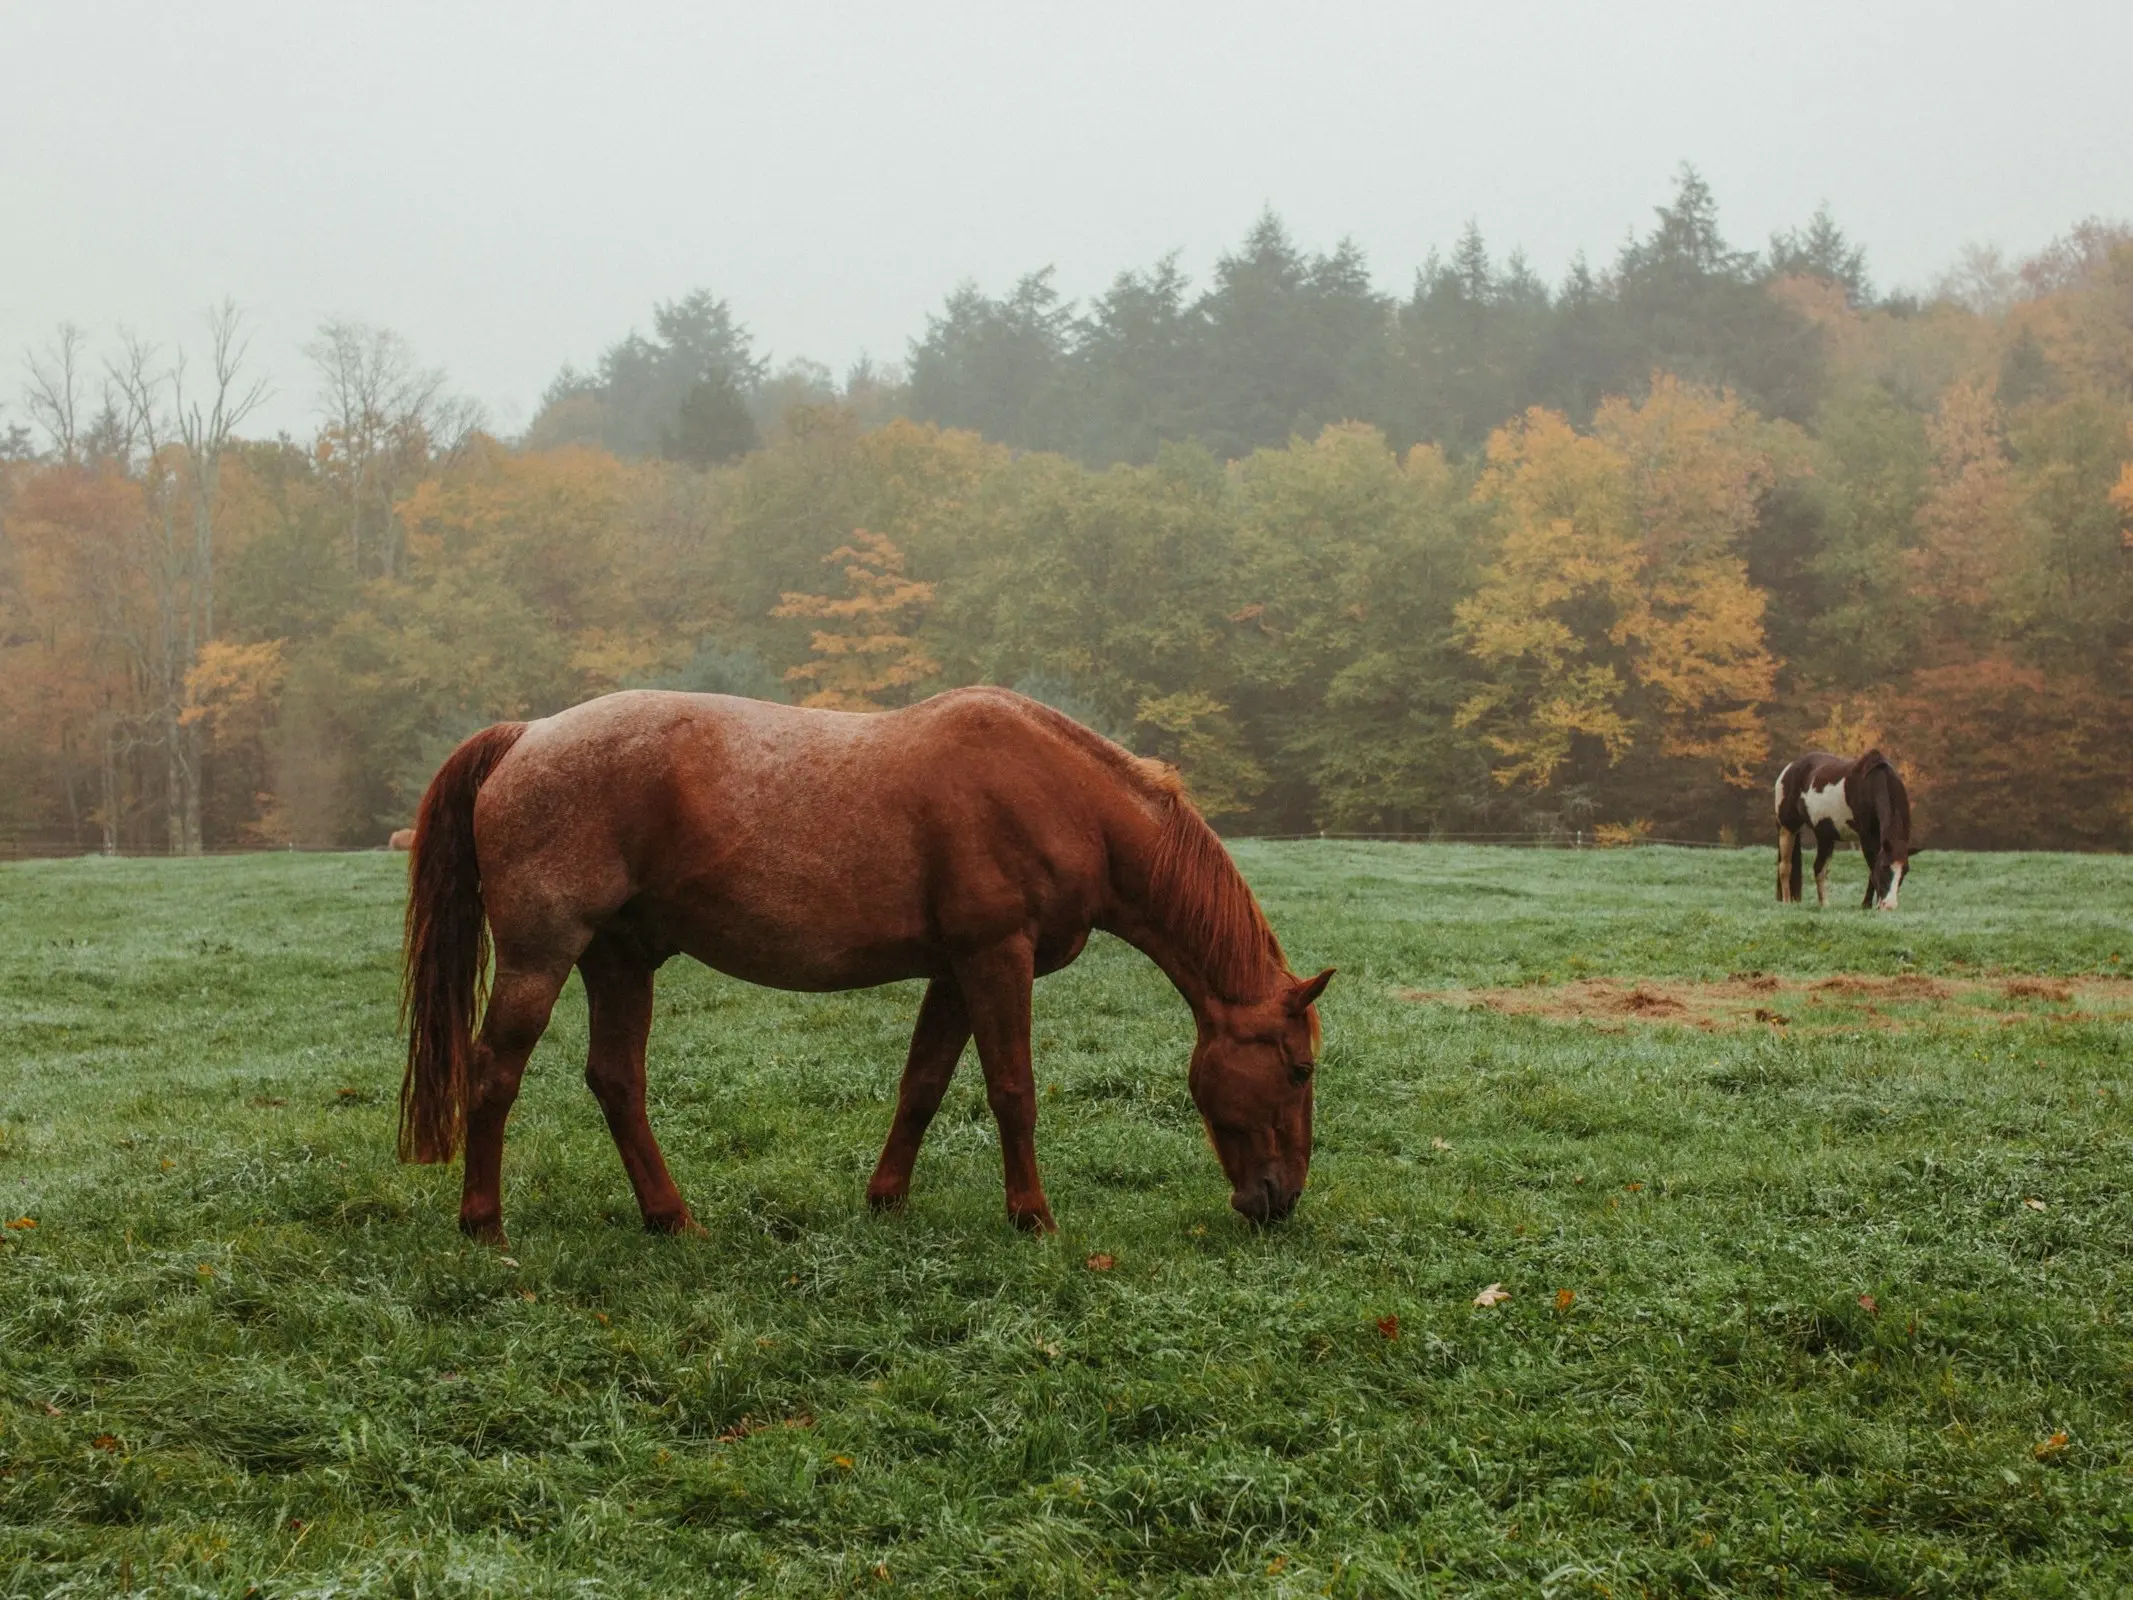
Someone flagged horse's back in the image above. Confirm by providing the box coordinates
[472,689,1126,987]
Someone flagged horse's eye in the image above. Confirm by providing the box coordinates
[1290,1060,1315,1084]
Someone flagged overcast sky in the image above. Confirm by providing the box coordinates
[5,1,2129,438]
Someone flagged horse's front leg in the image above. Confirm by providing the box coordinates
[953,938,1054,1233]
[866,977,971,1213]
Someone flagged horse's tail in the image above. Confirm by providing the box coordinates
[399,722,528,1164]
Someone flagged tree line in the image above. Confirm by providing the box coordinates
[3,174,2129,854]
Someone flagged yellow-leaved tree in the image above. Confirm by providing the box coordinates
[772,530,939,710]
[1456,376,1777,797]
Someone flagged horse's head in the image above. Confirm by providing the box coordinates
[1188,968,1334,1225]
[1871,843,1919,910]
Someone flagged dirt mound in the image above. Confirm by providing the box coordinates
[1400,973,2132,1033]
[2003,978,2074,1002]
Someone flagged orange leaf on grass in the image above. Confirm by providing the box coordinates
[1376,1315,1400,1340]
[1085,1253,1115,1272]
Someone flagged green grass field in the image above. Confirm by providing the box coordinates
[2,844,2130,1597]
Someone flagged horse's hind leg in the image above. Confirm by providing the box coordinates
[1776,827,1797,903]
[580,934,698,1235]
[459,957,571,1244]
[1812,824,1837,908]
[867,977,972,1213]
[954,939,1054,1233]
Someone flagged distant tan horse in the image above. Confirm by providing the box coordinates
[400,688,1332,1245]
[388,828,415,851]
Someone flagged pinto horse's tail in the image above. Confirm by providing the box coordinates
[399,722,528,1164]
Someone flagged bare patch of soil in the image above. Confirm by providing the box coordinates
[1400,974,2133,1032]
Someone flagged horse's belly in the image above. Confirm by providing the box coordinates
[632,878,936,992]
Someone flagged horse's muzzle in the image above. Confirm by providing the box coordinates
[1231,1174,1299,1226]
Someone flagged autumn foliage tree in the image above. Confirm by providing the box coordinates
[1455,379,1777,823]
[772,531,939,710]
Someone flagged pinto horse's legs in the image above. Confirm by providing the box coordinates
[458,959,570,1244]
[866,977,972,1214]
[580,934,698,1235]
[1776,826,1797,903]
[1811,823,1838,908]
[953,939,1055,1233]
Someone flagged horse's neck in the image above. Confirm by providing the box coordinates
[1105,801,1284,1013]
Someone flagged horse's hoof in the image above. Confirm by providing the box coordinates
[1010,1207,1057,1235]
[866,1187,908,1214]
[645,1210,706,1238]
[460,1217,509,1248]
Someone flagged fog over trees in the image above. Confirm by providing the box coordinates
[4,173,2130,853]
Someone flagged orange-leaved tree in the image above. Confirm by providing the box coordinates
[1456,377,1777,801]
[771,530,939,710]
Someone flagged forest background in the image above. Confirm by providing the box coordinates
[3,173,2130,855]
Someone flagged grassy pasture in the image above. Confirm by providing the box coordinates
[1,842,2130,1597]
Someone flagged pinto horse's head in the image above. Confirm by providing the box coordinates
[1870,843,1920,910]
[1188,968,1334,1225]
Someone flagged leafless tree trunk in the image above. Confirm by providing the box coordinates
[94,308,266,856]
[308,320,479,580]
[23,324,87,463]
[176,301,267,659]
[108,335,197,854]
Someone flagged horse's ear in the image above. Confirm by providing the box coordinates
[1288,968,1335,1012]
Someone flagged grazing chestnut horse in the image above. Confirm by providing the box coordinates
[1774,749,1917,909]
[400,687,1332,1244]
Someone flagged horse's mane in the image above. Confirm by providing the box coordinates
[995,690,1288,1001]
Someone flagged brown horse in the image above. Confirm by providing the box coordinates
[400,687,1332,1244]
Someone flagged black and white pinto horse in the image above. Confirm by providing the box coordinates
[1774,751,1917,910]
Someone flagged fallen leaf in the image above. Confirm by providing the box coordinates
[335,1087,362,1099]
[159,1159,174,1171]
[1858,1293,1879,1316]
[831,1454,855,1470]
[873,1563,891,1581]
[1474,1283,1512,1308]
[1085,1253,1115,1272]
[5,1217,36,1230]
[1554,1288,1577,1313]
[2023,1198,2048,1212]
[2035,1430,2070,1460]
[196,1264,214,1278]
[1431,1137,1451,1151]
[1376,1315,1400,1340]
[1623,1182,1643,1192]
[42,1401,62,1417]
[1037,1339,1061,1359]
[1266,1556,1289,1575]
[287,1517,306,1532]
[518,1289,537,1302]
[594,1311,610,1325]
[499,1255,522,1268]
[91,1434,119,1452]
